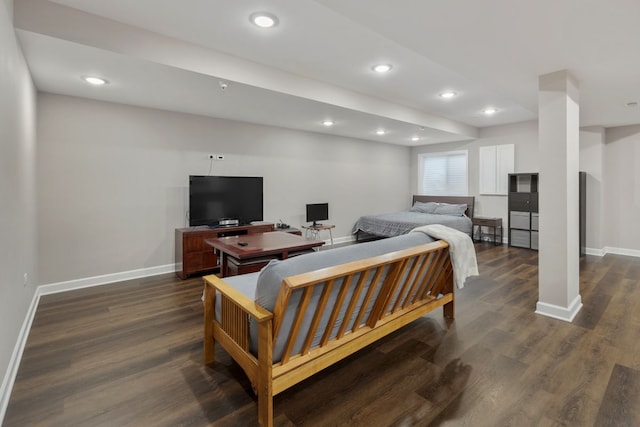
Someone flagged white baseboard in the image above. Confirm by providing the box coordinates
[585,247,606,257]
[602,246,640,258]
[0,290,41,424]
[584,246,640,258]
[330,235,356,246]
[38,263,176,296]
[535,295,583,322]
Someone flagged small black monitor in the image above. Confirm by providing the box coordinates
[306,203,328,226]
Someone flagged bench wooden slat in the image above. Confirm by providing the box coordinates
[391,255,421,313]
[300,279,335,355]
[401,253,429,309]
[352,266,383,332]
[422,248,451,298]
[337,270,369,339]
[221,295,250,350]
[320,275,353,346]
[281,286,313,364]
[366,258,409,326]
[410,251,438,305]
[415,248,448,302]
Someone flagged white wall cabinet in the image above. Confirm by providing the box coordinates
[479,144,514,195]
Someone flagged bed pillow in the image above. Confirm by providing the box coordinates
[434,203,467,216]
[410,201,439,214]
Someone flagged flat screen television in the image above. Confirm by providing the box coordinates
[306,203,328,226]
[189,176,263,227]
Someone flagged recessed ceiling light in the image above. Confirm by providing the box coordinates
[372,64,393,73]
[439,91,457,99]
[322,120,334,127]
[82,76,108,86]
[376,129,386,135]
[483,107,498,115]
[250,12,278,28]
[411,136,420,142]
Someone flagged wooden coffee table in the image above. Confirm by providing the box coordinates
[205,231,325,277]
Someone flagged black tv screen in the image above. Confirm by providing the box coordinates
[189,176,263,226]
[306,203,328,226]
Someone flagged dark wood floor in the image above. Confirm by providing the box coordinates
[5,243,640,426]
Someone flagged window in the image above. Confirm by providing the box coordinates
[418,150,468,195]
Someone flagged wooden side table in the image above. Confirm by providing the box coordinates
[472,217,503,245]
[301,224,335,247]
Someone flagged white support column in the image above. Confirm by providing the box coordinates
[536,70,582,322]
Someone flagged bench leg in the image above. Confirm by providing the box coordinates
[258,392,273,427]
[257,319,274,426]
[203,282,215,365]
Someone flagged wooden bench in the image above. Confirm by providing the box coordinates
[203,240,454,426]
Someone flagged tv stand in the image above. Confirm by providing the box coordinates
[175,223,274,279]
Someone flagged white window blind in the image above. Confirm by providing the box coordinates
[418,151,468,195]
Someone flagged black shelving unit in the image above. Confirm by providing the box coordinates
[508,172,586,255]
[508,173,538,250]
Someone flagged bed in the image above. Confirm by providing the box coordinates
[353,195,475,241]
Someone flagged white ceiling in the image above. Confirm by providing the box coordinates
[13,0,640,146]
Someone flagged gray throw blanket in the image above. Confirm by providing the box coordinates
[411,224,479,289]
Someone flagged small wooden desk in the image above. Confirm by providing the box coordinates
[205,231,324,277]
[301,224,335,247]
[472,217,503,245]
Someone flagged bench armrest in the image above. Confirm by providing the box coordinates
[204,274,273,322]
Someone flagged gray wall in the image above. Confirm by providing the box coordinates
[411,120,539,234]
[37,92,638,288]
[409,120,629,254]
[603,125,640,251]
[37,93,411,285]
[0,0,38,409]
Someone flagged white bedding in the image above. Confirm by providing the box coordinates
[411,224,479,289]
[352,210,472,238]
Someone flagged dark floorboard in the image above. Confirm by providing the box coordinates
[4,243,640,426]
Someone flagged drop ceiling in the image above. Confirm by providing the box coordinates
[13,0,640,146]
